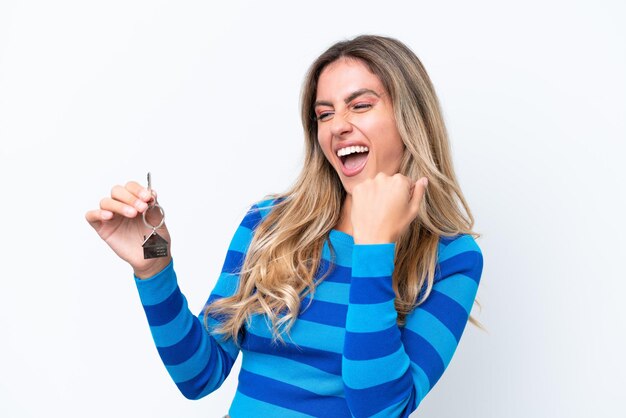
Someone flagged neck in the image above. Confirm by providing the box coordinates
[335,194,353,235]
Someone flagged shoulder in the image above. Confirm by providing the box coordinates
[437,234,482,259]
[239,196,284,230]
[435,234,483,284]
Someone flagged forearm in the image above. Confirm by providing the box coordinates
[342,244,416,418]
[134,260,234,399]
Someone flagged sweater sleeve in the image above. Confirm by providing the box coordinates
[133,203,266,400]
[342,235,483,417]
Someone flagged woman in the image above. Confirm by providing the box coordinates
[86,35,483,417]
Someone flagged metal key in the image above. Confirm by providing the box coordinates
[142,172,169,259]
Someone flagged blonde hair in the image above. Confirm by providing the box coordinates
[206,35,479,344]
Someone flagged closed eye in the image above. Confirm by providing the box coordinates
[316,111,334,122]
[352,103,373,112]
[315,99,374,122]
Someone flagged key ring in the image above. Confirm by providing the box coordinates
[143,202,165,230]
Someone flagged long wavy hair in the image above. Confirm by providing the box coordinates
[206,35,479,344]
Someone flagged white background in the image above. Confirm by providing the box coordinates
[1,1,624,417]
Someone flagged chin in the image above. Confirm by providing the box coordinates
[338,174,365,196]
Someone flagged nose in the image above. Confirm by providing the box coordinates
[330,111,353,137]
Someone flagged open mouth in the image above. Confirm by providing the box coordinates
[337,145,369,177]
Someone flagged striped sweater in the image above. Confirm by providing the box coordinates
[134,199,483,417]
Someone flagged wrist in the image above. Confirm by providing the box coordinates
[134,256,172,280]
[354,238,394,245]
[353,231,395,245]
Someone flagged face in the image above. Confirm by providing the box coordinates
[314,58,405,195]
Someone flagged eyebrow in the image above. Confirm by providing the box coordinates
[314,88,381,108]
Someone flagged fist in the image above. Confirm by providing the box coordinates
[351,173,428,244]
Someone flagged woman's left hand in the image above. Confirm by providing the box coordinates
[351,173,428,244]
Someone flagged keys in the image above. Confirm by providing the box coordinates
[142,172,169,259]
[147,172,152,195]
[147,172,155,202]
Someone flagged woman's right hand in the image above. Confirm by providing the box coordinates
[85,181,172,279]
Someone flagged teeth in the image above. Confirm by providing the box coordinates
[336,145,369,157]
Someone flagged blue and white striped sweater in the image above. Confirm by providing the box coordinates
[135,199,483,417]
